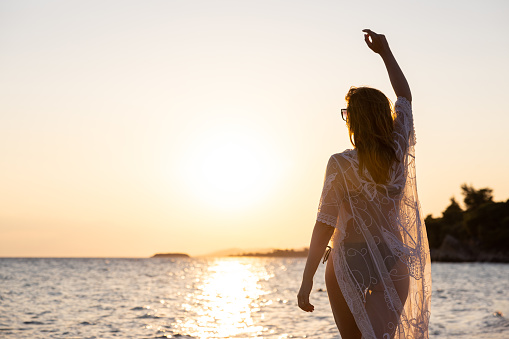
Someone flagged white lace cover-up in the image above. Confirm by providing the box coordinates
[317,97,431,338]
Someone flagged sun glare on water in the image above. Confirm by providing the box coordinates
[177,259,271,338]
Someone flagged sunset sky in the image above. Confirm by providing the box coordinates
[1,0,509,257]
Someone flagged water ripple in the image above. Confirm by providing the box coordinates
[0,258,508,338]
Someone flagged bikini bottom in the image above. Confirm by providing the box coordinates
[343,241,397,294]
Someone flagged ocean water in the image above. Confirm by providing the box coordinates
[0,258,508,339]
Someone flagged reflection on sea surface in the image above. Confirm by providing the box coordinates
[176,259,269,338]
[1,258,507,338]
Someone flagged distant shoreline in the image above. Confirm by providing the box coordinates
[230,248,309,258]
[151,253,190,258]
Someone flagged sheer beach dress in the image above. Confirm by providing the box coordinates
[317,97,431,339]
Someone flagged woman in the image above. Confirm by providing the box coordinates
[297,29,431,339]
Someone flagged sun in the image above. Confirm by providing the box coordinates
[179,128,278,209]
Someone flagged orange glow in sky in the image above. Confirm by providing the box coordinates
[1,0,509,257]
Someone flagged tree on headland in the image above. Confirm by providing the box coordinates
[425,184,509,262]
[425,197,464,249]
[461,184,493,211]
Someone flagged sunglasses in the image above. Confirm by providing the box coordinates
[341,108,348,121]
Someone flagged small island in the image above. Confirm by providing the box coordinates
[151,253,190,258]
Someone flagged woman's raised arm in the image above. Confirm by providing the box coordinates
[363,29,412,102]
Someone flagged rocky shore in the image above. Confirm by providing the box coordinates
[430,234,509,263]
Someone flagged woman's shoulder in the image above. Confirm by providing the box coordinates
[329,149,358,165]
[329,149,351,158]
[337,148,357,158]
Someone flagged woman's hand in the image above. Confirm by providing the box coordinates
[297,279,315,312]
[362,29,390,56]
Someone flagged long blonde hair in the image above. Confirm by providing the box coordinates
[345,87,398,184]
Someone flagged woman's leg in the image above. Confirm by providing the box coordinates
[364,260,409,339]
[325,258,362,339]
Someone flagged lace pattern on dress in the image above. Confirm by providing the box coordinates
[316,97,431,339]
[317,212,337,227]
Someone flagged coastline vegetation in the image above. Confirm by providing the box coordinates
[425,184,509,262]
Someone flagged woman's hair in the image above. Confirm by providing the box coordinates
[345,86,398,184]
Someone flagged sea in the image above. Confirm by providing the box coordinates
[0,258,508,339]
